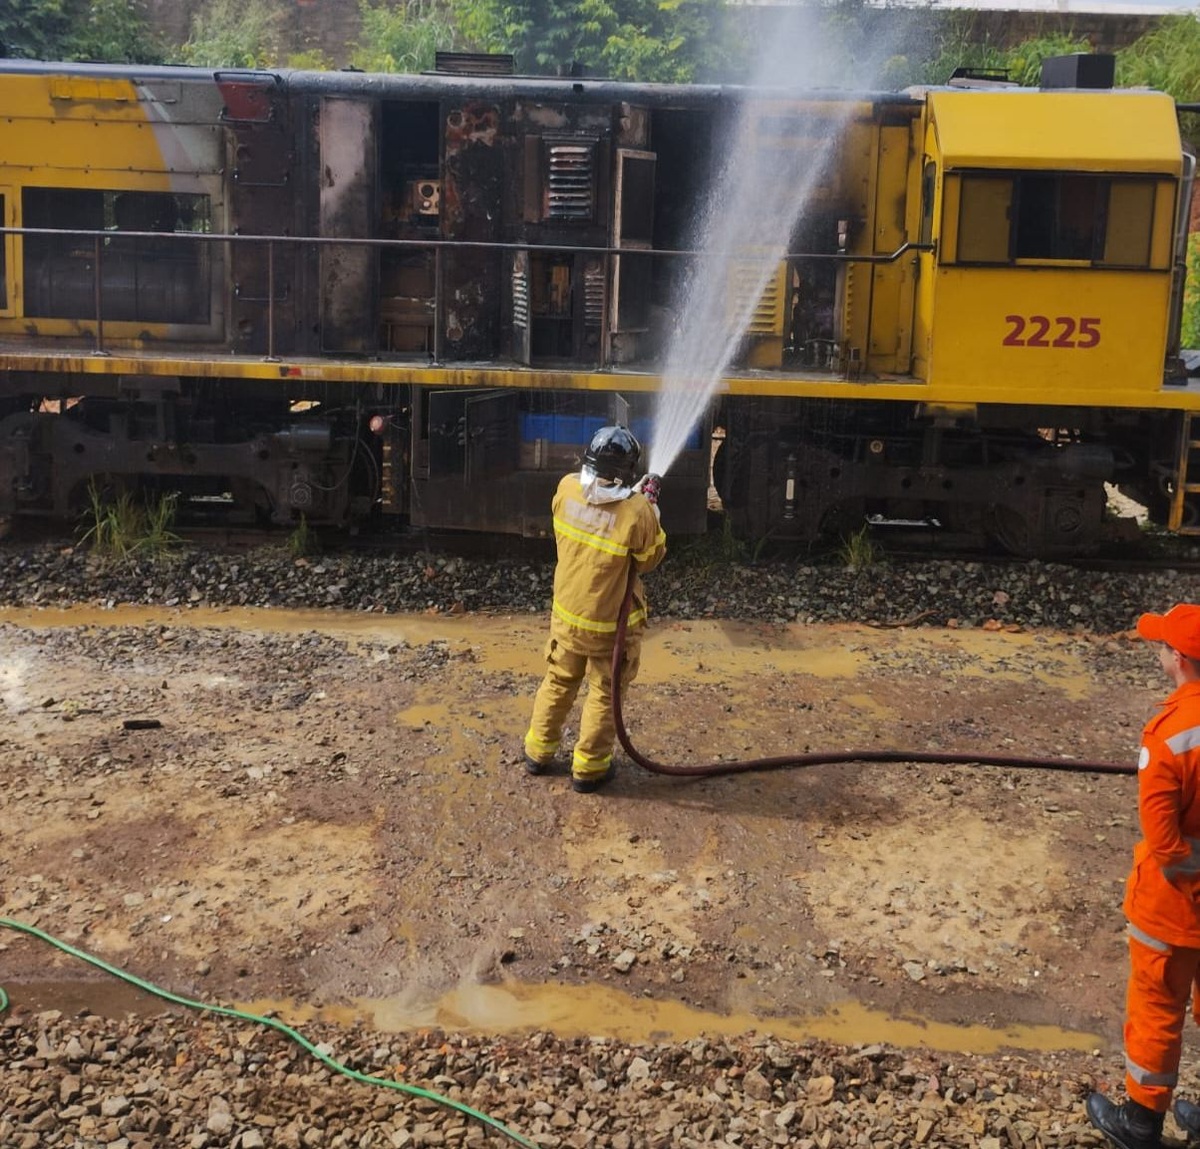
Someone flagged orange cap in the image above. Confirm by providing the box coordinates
[1137,604,1200,660]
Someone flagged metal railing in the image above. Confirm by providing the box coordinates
[0,225,932,362]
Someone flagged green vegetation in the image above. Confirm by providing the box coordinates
[180,0,284,68]
[2,0,162,63]
[1185,234,1200,352]
[78,482,182,561]
[836,524,880,572]
[19,0,1197,97]
[286,514,321,558]
[1118,15,1200,148]
[449,0,741,81]
[350,0,457,73]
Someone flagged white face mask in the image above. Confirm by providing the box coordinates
[579,465,633,504]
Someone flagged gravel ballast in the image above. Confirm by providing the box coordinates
[0,542,1198,635]
[0,1006,1166,1149]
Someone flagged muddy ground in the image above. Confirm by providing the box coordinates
[0,604,1187,1082]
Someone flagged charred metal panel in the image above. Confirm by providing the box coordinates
[428,388,468,477]
[466,390,519,481]
[441,101,505,360]
[428,387,518,488]
[511,100,620,364]
[609,148,655,358]
[319,96,377,354]
[224,75,298,355]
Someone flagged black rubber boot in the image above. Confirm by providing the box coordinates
[1176,1097,1200,1140]
[1086,1093,1164,1149]
[571,766,614,793]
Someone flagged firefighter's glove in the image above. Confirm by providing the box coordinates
[637,474,662,506]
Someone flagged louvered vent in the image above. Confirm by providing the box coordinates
[547,140,595,221]
[729,262,786,336]
[435,52,514,75]
[583,259,605,327]
[512,257,529,329]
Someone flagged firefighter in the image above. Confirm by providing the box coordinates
[523,425,666,793]
[1088,603,1200,1149]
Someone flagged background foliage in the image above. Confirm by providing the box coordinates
[2,0,163,63]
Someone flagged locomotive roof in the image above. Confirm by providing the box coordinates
[0,57,925,110]
[928,87,1184,171]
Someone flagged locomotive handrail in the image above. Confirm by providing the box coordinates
[0,224,931,264]
[0,224,932,359]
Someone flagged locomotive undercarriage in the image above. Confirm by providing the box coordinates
[0,382,365,527]
[0,378,1189,560]
[714,399,1120,558]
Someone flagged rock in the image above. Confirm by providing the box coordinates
[206,1097,233,1136]
[743,1069,773,1100]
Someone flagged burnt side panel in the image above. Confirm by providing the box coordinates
[222,73,300,355]
[442,100,505,360]
[319,96,378,354]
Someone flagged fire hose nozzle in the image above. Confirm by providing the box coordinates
[638,473,662,505]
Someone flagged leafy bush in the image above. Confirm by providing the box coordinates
[1184,233,1200,352]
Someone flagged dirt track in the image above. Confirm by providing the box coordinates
[0,603,1167,1067]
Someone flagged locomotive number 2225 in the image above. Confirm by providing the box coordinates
[1002,315,1102,348]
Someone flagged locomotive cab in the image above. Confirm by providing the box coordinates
[918,86,1184,398]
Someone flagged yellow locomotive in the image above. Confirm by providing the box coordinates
[0,52,1192,555]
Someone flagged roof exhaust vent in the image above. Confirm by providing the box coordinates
[1040,53,1115,90]
[434,52,515,76]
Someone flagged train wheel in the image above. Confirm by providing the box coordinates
[986,505,1036,558]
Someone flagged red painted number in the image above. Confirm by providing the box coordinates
[1003,315,1101,348]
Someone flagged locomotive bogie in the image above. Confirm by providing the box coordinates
[0,56,1195,553]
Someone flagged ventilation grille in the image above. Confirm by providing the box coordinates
[435,52,514,75]
[547,141,595,220]
[512,257,529,329]
[583,259,605,327]
[729,262,786,336]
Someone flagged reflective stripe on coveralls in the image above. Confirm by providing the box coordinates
[1122,922,1200,1108]
[1122,682,1200,1112]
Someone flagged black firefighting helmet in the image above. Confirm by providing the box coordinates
[582,424,642,486]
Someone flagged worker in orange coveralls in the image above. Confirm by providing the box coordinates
[523,425,666,793]
[1088,603,1200,1149]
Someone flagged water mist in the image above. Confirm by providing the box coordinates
[646,11,895,478]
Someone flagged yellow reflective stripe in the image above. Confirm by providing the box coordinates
[553,600,617,633]
[524,732,559,756]
[552,601,648,632]
[632,529,666,562]
[572,750,612,776]
[553,516,630,557]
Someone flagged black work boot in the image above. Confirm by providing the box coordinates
[1086,1092,1164,1149]
[1176,1097,1200,1140]
[571,765,615,793]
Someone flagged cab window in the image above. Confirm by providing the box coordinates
[23,187,212,323]
[954,171,1163,268]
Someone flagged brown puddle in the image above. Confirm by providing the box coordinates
[8,976,1098,1055]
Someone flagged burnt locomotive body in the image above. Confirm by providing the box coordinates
[0,57,1195,555]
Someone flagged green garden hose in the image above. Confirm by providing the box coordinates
[0,917,534,1148]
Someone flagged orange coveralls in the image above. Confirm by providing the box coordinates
[1122,679,1200,1113]
[524,472,666,784]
